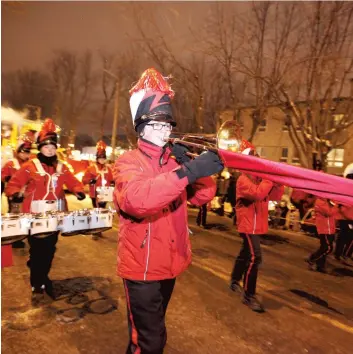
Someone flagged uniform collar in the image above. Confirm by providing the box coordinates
[138,138,171,162]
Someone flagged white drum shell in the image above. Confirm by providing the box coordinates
[96,187,114,202]
[89,210,113,233]
[1,215,30,244]
[58,213,90,236]
[30,215,58,236]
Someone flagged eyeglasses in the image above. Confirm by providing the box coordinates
[146,123,173,131]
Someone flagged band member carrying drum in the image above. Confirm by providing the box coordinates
[82,140,114,240]
[1,131,34,248]
[6,118,86,305]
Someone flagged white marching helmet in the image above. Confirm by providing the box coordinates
[343,163,353,178]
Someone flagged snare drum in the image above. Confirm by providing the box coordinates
[1,214,31,245]
[30,213,58,238]
[87,208,113,234]
[57,210,90,236]
[96,187,114,202]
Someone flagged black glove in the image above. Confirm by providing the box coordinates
[176,151,224,184]
[171,143,192,164]
[110,181,115,187]
[11,192,24,203]
[89,179,97,185]
[76,192,86,201]
[4,176,11,183]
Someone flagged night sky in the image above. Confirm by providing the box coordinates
[2,1,221,72]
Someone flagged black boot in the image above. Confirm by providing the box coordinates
[242,294,265,313]
[229,280,243,294]
[31,285,45,306]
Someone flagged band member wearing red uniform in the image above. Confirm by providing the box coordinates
[83,140,114,239]
[1,132,34,248]
[6,118,86,304]
[230,143,284,313]
[113,68,223,353]
[306,198,336,272]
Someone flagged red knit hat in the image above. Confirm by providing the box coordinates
[129,68,176,132]
[37,118,58,149]
[96,140,107,159]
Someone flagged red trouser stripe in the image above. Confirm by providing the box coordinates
[311,234,332,262]
[244,234,255,293]
[123,280,141,354]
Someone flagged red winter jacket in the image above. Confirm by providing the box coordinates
[113,139,217,281]
[236,174,284,235]
[5,158,84,213]
[82,163,114,198]
[1,158,25,182]
[314,199,336,235]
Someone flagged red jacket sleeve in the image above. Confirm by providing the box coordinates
[82,166,95,185]
[315,199,335,217]
[187,177,217,206]
[62,165,84,193]
[1,161,13,182]
[5,164,31,197]
[113,155,189,219]
[338,205,353,220]
[269,184,284,201]
[237,175,273,201]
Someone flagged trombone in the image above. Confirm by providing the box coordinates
[166,120,243,156]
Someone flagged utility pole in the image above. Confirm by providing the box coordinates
[103,69,120,161]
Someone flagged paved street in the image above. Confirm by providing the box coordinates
[1,195,353,354]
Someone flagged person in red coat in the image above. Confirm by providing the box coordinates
[306,198,337,272]
[230,143,284,313]
[113,68,223,354]
[1,131,34,248]
[5,118,86,305]
[82,140,114,239]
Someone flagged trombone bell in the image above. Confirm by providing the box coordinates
[167,120,243,154]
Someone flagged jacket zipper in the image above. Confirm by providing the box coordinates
[143,223,151,280]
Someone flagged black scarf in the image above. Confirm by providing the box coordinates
[37,153,58,166]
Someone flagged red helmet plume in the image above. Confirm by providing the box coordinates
[37,118,58,149]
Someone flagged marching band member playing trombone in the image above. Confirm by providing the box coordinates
[113,68,223,354]
[83,140,114,240]
[6,118,86,305]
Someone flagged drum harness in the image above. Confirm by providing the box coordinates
[31,158,64,212]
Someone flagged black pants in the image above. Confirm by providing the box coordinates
[91,197,107,209]
[27,232,59,289]
[196,204,207,226]
[335,221,353,258]
[231,234,262,297]
[309,234,334,269]
[123,278,176,354]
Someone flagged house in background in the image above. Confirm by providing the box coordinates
[219,99,353,175]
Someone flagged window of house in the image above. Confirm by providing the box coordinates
[327,148,344,167]
[292,148,300,164]
[258,118,267,132]
[282,114,290,132]
[256,147,266,158]
[280,147,288,162]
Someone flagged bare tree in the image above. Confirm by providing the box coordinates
[1,69,55,116]
[49,50,94,145]
[273,2,353,169]
[128,3,215,133]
